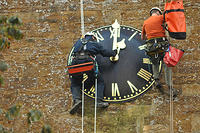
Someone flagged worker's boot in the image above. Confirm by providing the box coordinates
[69,99,82,115]
[97,100,109,108]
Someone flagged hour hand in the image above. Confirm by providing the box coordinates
[117,38,126,50]
[110,39,126,62]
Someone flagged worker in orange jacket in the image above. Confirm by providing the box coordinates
[141,7,178,97]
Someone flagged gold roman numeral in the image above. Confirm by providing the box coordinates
[82,73,88,83]
[127,80,138,93]
[94,31,104,42]
[137,68,152,81]
[112,83,120,97]
[90,85,95,93]
[109,27,120,38]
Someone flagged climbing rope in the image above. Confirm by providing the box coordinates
[166,0,173,132]
[81,79,85,133]
[94,61,98,133]
[80,0,85,35]
[169,68,174,133]
[94,77,97,133]
[80,0,85,132]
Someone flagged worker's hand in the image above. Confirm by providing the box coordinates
[138,44,147,50]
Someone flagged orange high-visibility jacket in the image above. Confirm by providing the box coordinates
[142,15,166,40]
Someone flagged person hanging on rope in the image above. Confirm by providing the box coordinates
[141,7,178,97]
[69,32,117,114]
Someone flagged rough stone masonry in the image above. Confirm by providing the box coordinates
[0,0,200,132]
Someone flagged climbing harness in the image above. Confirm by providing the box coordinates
[67,39,96,76]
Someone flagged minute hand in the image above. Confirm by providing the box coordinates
[112,20,120,50]
[110,20,126,61]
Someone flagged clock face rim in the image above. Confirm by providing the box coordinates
[67,23,155,103]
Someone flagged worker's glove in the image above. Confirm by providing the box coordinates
[138,44,147,50]
[110,54,119,62]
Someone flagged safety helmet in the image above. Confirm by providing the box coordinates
[150,7,162,16]
[83,31,96,41]
[84,32,95,38]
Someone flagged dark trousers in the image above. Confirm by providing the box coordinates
[145,41,172,87]
[152,60,172,87]
[70,71,105,102]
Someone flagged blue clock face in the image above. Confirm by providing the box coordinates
[68,20,155,102]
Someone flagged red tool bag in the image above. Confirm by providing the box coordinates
[67,61,95,75]
[164,0,186,40]
[163,46,184,67]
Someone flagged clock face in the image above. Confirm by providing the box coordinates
[67,20,155,102]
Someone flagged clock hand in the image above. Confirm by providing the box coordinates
[112,20,120,51]
[117,38,126,49]
[110,20,126,62]
[111,39,126,61]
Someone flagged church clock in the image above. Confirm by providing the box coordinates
[67,20,155,102]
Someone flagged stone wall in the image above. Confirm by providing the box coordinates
[0,0,200,132]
